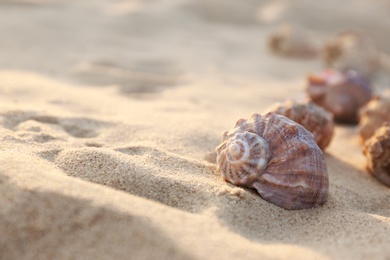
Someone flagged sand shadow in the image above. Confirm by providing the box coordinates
[0,110,114,139]
[324,154,390,217]
[213,154,390,257]
[180,0,260,25]
[73,60,185,98]
[55,147,216,214]
[0,0,52,6]
[0,180,194,260]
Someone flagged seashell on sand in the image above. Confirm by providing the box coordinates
[306,69,372,124]
[215,112,329,210]
[269,100,334,150]
[359,90,390,143]
[322,30,381,77]
[363,123,390,187]
[268,24,318,58]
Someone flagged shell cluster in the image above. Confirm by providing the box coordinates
[218,28,388,210]
[215,112,329,210]
[322,30,381,76]
[363,123,390,187]
[306,69,372,124]
[359,90,390,143]
[269,100,334,150]
[268,25,317,58]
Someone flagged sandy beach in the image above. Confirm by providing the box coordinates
[1,0,390,259]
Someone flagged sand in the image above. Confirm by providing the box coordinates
[1,0,390,259]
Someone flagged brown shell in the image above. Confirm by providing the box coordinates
[363,123,390,187]
[268,24,317,58]
[322,30,380,76]
[269,100,334,150]
[306,69,372,124]
[215,112,329,210]
[359,90,390,143]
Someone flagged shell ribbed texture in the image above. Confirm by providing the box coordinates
[363,123,390,187]
[216,112,329,210]
[271,100,334,150]
[359,90,390,143]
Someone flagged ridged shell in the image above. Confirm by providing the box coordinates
[269,100,334,150]
[359,90,390,143]
[268,24,317,58]
[363,123,390,187]
[322,30,380,76]
[215,112,329,210]
[217,131,270,186]
[306,69,372,124]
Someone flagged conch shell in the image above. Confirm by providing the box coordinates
[323,30,381,76]
[359,90,390,143]
[215,112,329,210]
[363,123,390,187]
[268,24,317,58]
[306,69,372,124]
[269,100,334,150]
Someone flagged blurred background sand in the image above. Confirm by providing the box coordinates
[0,1,389,259]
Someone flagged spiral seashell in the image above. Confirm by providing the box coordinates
[322,30,380,77]
[269,100,334,150]
[268,24,317,58]
[359,90,390,143]
[363,123,390,187]
[215,112,329,210]
[306,69,372,124]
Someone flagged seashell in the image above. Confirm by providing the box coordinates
[363,122,390,187]
[306,69,373,124]
[359,90,390,143]
[322,30,381,77]
[269,100,334,150]
[268,24,318,58]
[215,112,329,210]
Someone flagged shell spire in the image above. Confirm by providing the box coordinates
[215,112,329,210]
[216,131,270,186]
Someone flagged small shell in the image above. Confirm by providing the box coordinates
[268,24,317,58]
[269,100,334,150]
[322,30,380,76]
[359,90,390,143]
[363,123,390,187]
[306,69,373,124]
[215,112,329,210]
